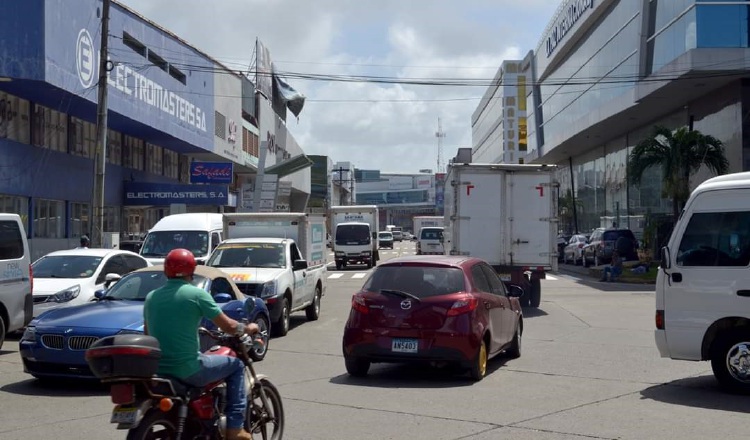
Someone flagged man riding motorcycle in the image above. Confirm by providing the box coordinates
[144,248,260,440]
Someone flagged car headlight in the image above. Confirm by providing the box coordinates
[21,326,36,343]
[259,280,276,299]
[53,285,81,303]
[335,251,345,256]
[361,251,371,256]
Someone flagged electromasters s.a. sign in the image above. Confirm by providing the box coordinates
[545,0,594,58]
[124,182,228,206]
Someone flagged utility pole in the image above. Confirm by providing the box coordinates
[91,0,111,248]
[435,117,446,174]
[334,167,351,206]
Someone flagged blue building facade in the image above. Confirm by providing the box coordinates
[0,0,253,258]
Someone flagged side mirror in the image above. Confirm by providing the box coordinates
[507,284,524,298]
[213,293,233,303]
[94,289,107,299]
[196,260,205,266]
[244,297,257,316]
[293,259,308,271]
[104,273,121,288]
[660,246,671,269]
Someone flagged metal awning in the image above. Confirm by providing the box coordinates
[263,154,313,177]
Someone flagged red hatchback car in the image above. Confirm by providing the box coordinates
[342,255,523,381]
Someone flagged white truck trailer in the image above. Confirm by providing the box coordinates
[412,216,443,235]
[330,205,379,270]
[443,163,558,307]
[206,212,327,336]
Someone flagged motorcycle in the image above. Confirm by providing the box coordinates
[86,299,284,440]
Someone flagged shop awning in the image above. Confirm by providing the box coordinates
[263,154,313,178]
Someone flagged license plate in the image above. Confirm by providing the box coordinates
[110,405,137,424]
[499,273,511,281]
[392,338,418,353]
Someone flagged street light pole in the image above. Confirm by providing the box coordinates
[91,0,111,248]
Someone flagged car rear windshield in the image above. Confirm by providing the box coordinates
[378,232,393,239]
[363,265,465,298]
[602,230,635,241]
[420,228,444,240]
[32,255,103,279]
[0,220,24,260]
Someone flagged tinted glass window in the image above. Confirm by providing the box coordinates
[470,265,491,293]
[336,224,371,245]
[122,254,148,271]
[677,211,750,267]
[141,231,209,258]
[210,277,234,298]
[420,228,444,240]
[211,232,221,251]
[363,265,465,298]
[603,230,635,241]
[0,220,24,260]
[207,243,285,268]
[32,255,102,279]
[106,271,205,300]
[378,232,393,240]
[480,264,506,296]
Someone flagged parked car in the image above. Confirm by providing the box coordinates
[19,265,271,380]
[583,228,638,267]
[378,231,394,249]
[31,248,151,318]
[117,240,143,253]
[342,255,523,381]
[557,234,572,262]
[563,234,588,265]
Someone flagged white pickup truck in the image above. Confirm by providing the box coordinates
[206,213,327,337]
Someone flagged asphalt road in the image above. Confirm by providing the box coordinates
[1,241,748,439]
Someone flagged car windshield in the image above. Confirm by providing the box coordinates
[105,271,206,300]
[363,265,465,298]
[207,243,286,268]
[140,231,209,258]
[378,232,393,240]
[420,228,444,240]
[336,224,371,245]
[32,255,103,279]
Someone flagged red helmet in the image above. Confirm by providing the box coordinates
[164,248,196,278]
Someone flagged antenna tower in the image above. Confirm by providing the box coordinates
[435,117,446,173]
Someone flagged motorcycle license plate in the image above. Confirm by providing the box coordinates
[392,338,418,353]
[110,405,138,425]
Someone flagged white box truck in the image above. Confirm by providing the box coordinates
[330,205,379,270]
[443,163,558,308]
[206,212,327,337]
[412,216,443,235]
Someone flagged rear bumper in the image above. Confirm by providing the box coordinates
[343,328,478,365]
[654,330,670,358]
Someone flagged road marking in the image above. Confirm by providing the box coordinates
[328,273,344,279]
[352,273,367,279]
[546,275,558,280]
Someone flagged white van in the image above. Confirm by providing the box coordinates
[0,213,33,349]
[417,226,444,255]
[655,171,750,393]
[139,213,224,265]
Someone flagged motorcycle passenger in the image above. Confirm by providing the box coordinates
[144,248,259,440]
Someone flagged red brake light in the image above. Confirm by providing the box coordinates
[447,297,478,316]
[110,382,135,405]
[655,310,664,330]
[351,295,369,314]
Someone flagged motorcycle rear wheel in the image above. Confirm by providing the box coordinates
[247,377,284,440]
[126,409,177,440]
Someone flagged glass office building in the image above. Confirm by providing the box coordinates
[518,0,750,240]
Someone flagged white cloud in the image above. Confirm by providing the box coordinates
[117,0,560,172]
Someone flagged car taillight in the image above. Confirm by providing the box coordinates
[110,382,135,405]
[351,295,369,314]
[447,297,478,316]
[29,264,33,294]
[655,310,664,330]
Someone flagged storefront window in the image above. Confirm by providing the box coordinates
[70,202,90,238]
[0,194,29,233]
[33,199,65,238]
[103,206,120,234]
[1,92,31,145]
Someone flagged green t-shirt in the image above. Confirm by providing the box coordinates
[144,279,223,379]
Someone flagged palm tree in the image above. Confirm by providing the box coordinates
[628,125,729,222]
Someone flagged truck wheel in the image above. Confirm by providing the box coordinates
[366,260,372,269]
[710,329,750,394]
[305,286,322,321]
[530,278,541,308]
[273,298,290,337]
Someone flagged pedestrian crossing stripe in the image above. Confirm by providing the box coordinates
[328,273,344,279]
[546,275,557,280]
[352,273,367,279]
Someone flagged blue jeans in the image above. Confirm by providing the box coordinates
[602,265,622,281]
[183,354,246,429]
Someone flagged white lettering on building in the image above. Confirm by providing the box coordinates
[76,28,207,132]
[545,0,594,58]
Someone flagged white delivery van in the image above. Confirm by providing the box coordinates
[0,213,33,349]
[412,216,443,237]
[330,205,379,269]
[417,226,444,255]
[654,171,750,393]
[140,213,224,265]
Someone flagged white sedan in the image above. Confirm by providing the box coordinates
[563,234,589,265]
[31,248,151,317]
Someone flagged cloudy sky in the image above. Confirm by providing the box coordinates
[118,0,560,173]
